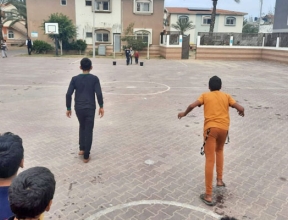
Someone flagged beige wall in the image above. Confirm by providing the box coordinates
[196,47,288,64]
[122,0,164,45]
[160,46,181,59]
[26,0,76,43]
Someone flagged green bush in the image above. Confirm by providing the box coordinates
[63,39,87,53]
[32,40,54,54]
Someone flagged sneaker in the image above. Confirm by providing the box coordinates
[83,157,90,163]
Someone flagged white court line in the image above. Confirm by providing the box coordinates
[85,200,221,220]
[70,59,81,64]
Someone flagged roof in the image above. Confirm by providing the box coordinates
[165,7,247,16]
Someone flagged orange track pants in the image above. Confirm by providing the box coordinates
[204,127,228,195]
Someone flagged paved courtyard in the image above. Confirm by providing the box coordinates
[1,53,288,220]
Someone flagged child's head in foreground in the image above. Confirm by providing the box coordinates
[9,167,56,219]
[80,58,92,72]
[0,132,24,180]
[209,75,222,91]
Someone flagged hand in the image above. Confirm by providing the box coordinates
[66,110,72,118]
[238,110,244,117]
[99,108,104,118]
[178,112,186,119]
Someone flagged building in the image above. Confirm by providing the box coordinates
[122,0,165,55]
[26,0,164,55]
[75,0,122,53]
[164,7,247,45]
[273,0,288,32]
[26,0,76,43]
[1,3,26,46]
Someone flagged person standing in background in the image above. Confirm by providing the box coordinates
[26,37,33,55]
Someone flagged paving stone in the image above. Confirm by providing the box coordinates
[1,55,288,219]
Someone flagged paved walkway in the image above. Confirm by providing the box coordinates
[0,56,287,220]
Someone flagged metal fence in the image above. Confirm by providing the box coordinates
[198,32,288,47]
[166,31,181,45]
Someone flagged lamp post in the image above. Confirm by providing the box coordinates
[258,0,263,32]
[92,0,95,58]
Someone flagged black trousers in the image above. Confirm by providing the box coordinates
[27,47,32,55]
[126,56,130,65]
[135,57,138,64]
[75,108,95,159]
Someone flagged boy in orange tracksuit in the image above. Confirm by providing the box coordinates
[178,76,244,206]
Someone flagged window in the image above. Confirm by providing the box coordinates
[85,0,92,6]
[135,30,150,43]
[178,15,189,23]
[226,17,236,26]
[5,12,12,17]
[8,30,14,39]
[60,0,67,5]
[96,30,109,42]
[95,0,110,11]
[134,0,153,13]
[86,32,92,38]
[202,16,211,25]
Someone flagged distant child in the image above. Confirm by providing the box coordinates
[134,51,139,64]
[66,58,104,163]
[1,40,8,58]
[0,132,24,220]
[8,167,56,220]
[125,47,130,65]
[130,47,134,64]
[178,76,244,206]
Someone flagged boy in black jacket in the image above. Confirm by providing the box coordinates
[66,58,104,163]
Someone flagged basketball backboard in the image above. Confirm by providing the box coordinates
[45,23,59,34]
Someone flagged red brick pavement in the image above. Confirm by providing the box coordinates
[1,56,288,220]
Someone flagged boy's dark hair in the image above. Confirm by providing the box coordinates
[221,217,238,220]
[80,58,92,71]
[9,167,56,219]
[0,132,24,178]
[209,76,222,91]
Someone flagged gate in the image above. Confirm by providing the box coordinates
[181,34,190,59]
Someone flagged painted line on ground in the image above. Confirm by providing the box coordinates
[85,200,221,220]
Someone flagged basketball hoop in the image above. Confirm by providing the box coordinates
[44,23,59,35]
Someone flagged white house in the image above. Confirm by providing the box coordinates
[75,0,122,51]
[164,7,247,45]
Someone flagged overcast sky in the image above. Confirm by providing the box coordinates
[165,0,276,18]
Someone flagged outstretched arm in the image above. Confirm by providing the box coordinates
[178,100,202,119]
[231,103,245,117]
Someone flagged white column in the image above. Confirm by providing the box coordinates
[276,37,280,48]
[197,36,201,47]
[262,37,265,47]
[179,35,183,47]
[230,36,233,46]
[167,35,170,47]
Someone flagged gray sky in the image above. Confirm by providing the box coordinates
[165,0,276,18]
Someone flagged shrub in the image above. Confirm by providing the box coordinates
[32,40,54,54]
[63,39,87,53]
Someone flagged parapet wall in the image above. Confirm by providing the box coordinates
[196,46,288,64]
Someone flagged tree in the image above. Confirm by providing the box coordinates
[0,0,9,40]
[43,13,77,55]
[121,23,147,51]
[3,0,27,34]
[209,0,240,34]
[171,18,194,36]
[242,19,259,33]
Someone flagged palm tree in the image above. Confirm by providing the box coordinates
[209,0,240,34]
[3,0,27,34]
[171,18,195,36]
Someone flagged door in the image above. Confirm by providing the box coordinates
[181,34,190,59]
[114,33,121,52]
